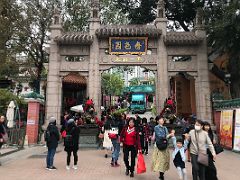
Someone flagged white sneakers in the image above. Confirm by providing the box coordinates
[66,165,78,170]
[72,165,78,170]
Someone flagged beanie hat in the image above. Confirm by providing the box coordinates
[49,116,56,123]
[67,118,75,124]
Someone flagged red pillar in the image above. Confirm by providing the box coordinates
[26,101,40,144]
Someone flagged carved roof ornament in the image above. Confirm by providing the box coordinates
[52,5,61,25]
[164,32,203,45]
[91,0,100,18]
[55,33,94,45]
[96,25,162,38]
[196,7,204,26]
[157,0,165,18]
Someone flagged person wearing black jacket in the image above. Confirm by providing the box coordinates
[0,116,7,149]
[64,119,80,170]
[45,117,60,170]
[110,114,124,167]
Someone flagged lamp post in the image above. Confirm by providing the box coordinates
[225,73,231,99]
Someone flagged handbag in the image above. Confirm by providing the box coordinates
[156,127,168,150]
[137,153,146,174]
[108,127,118,140]
[61,130,67,138]
[98,133,104,139]
[214,144,224,154]
[195,131,209,166]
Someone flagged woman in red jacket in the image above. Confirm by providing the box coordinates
[120,117,141,178]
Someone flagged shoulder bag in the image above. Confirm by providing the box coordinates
[195,131,209,166]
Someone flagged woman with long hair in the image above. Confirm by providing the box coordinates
[102,116,113,158]
[64,119,80,170]
[203,121,218,180]
[120,117,141,178]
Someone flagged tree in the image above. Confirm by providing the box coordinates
[12,0,61,93]
[101,73,124,96]
[63,0,129,32]
[129,77,140,86]
[116,0,210,31]
[207,0,240,98]
[0,0,20,79]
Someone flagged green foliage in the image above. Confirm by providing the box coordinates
[63,0,129,32]
[116,0,204,31]
[206,0,240,98]
[0,89,26,115]
[101,73,124,96]
[112,108,128,117]
[63,0,91,32]
[0,0,20,79]
[129,77,140,86]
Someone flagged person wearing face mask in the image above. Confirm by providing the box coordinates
[186,119,216,180]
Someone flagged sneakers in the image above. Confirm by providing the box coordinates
[72,165,78,170]
[114,163,120,167]
[66,166,70,170]
[48,166,57,171]
[125,169,129,176]
[130,172,134,178]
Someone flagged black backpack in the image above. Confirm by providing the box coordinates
[44,129,51,142]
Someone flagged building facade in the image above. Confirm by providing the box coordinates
[45,0,212,124]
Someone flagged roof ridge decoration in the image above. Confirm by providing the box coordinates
[164,31,203,45]
[96,25,162,38]
[55,33,94,45]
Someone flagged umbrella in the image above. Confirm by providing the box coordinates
[70,105,84,113]
[6,101,16,128]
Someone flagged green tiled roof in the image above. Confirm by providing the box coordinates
[213,98,240,109]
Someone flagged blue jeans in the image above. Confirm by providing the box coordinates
[111,139,120,163]
[46,148,56,167]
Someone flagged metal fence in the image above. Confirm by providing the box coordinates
[6,127,26,148]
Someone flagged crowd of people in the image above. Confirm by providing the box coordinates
[43,107,220,180]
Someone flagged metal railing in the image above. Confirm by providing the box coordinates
[6,127,26,148]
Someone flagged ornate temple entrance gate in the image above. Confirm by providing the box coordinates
[45,0,212,125]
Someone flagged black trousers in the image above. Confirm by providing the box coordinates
[191,153,206,180]
[67,150,78,166]
[205,150,218,180]
[123,145,137,173]
[142,140,148,153]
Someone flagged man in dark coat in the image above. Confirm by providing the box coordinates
[45,117,60,170]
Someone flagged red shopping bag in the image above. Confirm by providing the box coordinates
[137,153,146,174]
[61,130,67,138]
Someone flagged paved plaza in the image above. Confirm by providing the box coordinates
[0,145,240,180]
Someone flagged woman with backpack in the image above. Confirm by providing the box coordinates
[120,117,141,178]
[64,119,80,170]
[151,116,174,180]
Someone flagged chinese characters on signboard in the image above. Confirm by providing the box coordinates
[109,37,147,55]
